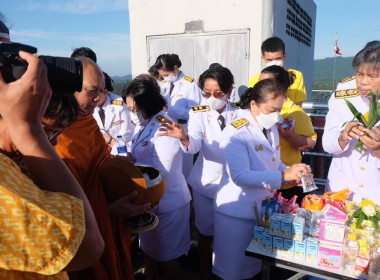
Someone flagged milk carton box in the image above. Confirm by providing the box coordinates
[253,226,264,248]
[292,216,305,241]
[281,215,294,239]
[306,237,319,263]
[294,240,306,260]
[272,236,284,257]
[283,239,294,258]
[262,229,272,255]
[269,213,282,237]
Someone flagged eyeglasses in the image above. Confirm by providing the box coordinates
[201,90,226,99]
[42,122,66,141]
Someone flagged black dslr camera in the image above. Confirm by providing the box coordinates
[0,42,82,92]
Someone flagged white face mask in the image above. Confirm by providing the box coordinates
[130,110,145,126]
[265,60,284,68]
[164,73,177,83]
[256,110,281,129]
[206,95,227,111]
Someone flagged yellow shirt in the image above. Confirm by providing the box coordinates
[279,99,317,189]
[0,153,85,279]
[248,67,307,104]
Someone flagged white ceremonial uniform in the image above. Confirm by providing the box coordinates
[93,92,134,155]
[212,109,287,280]
[322,89,380,205]
[162,71,201,124]
[215,109,287,219]
[181,102,239,235]
[131,110,191,261]
[336,76,356,91]
[161,71,201,178]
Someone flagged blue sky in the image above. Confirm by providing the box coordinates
[2,0,380,76]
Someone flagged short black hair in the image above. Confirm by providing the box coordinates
[260,65,295,91]
[261,37,285,56]
[352,41,380,72]
[122,74,166,118]
[239,79,285,109]
[44,92,79,128]
[71,47,97,62]
[103,72,114,92]
[198,64,234,94]
[153,54,182,71]
[148,65,160,79]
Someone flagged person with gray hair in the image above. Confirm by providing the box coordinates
[322,40,380,205]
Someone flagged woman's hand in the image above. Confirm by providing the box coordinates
[282,163,310,184]
[158,117,189,146]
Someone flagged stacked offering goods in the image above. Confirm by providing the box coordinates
[252,189,380,277]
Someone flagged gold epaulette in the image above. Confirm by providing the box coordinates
[183,76,194,83]
[231,118,248,130]
[339,76,355,83]
[156,115,165,122]
[111,100,123,106]
[231,102,241,109]
[192,105,210,112]
[335,88,359,99]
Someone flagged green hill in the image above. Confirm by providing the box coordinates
[313,56,355,90]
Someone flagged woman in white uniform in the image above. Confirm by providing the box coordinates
[212,79,309,280]
[159,64,239,279]
[122,74,191,280]
[154,53,201,178]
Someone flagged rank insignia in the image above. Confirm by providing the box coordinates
[192,105,210,112]
[156,115,165,123]
[183,75,194,83]
[255,144,264,151]
[231,118,248,130]
[111,100,123,106]
[335,88,359,99]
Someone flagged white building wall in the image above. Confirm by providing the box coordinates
[129,0,316,99]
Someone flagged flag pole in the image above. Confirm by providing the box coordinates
[333,33,337,90]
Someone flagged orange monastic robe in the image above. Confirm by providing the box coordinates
[55,113,133,280]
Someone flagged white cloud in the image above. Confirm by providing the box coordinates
[10,29,131,76]
[27,0,128,14]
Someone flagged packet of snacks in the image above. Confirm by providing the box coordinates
[301,172,318,193]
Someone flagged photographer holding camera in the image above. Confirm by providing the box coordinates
[0,44,104,280]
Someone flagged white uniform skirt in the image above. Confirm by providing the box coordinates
[192,188,214,236]
[139,203,190,261]
[212,211,261,279]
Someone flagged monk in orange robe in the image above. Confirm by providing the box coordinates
[55,57,149,280]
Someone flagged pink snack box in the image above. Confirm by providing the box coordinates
[319,219,345,246]
[318,243,342,269]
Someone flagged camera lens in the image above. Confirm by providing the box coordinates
[39,56,83,93]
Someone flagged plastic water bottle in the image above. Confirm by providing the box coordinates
[368,240,380,280]
[341,233,359,275]
[116,135,128,156]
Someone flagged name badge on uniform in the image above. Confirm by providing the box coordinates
[175,94,183,98]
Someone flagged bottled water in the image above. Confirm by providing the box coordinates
[341,233,359,275]
[116,135,128,156]
[368,241,380,280]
